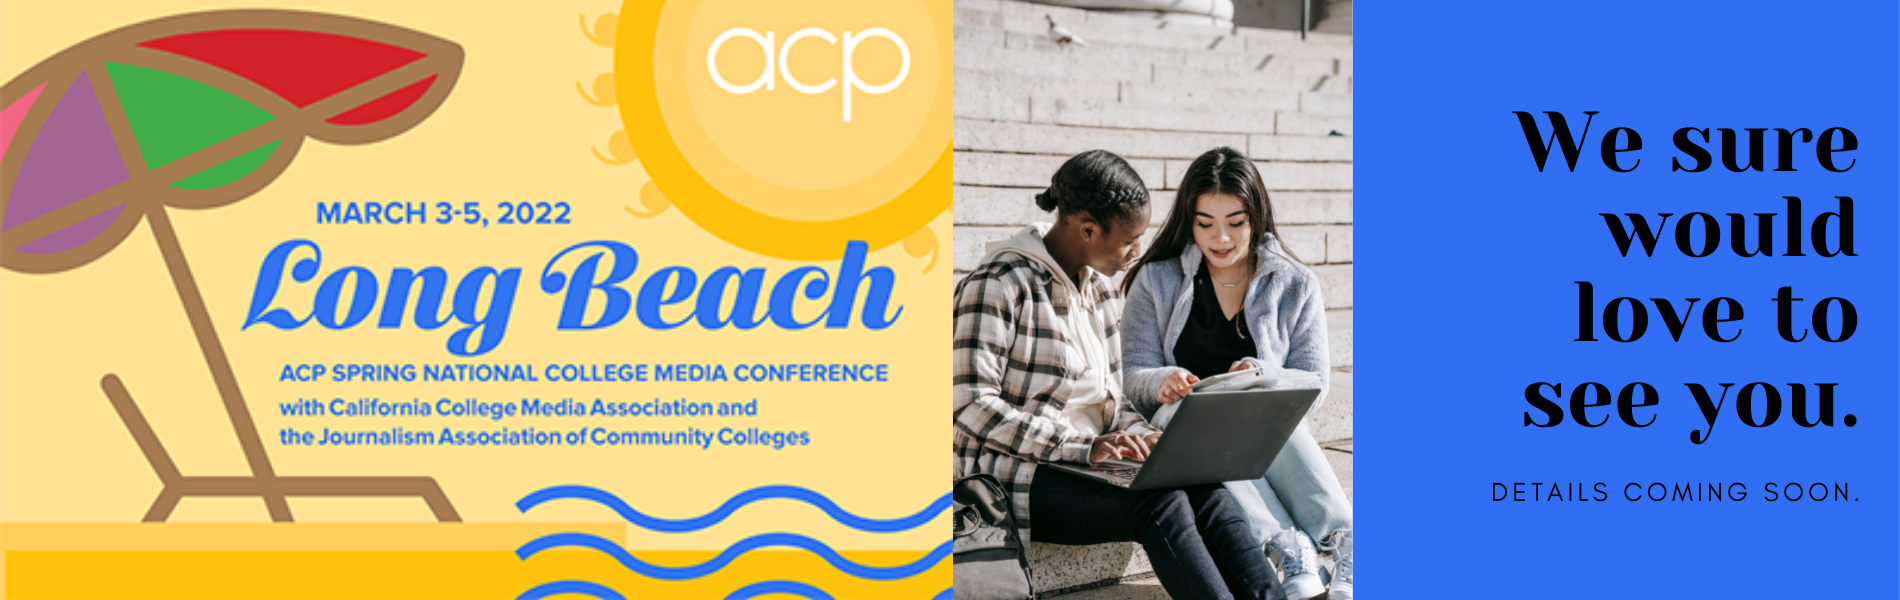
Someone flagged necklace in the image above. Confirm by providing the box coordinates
[1209,270,1247,288]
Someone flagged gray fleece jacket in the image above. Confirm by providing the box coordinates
[1120,234,1330,419]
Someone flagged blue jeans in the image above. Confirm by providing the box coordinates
[1225,422,1353,552]
[1030,467,1288,600]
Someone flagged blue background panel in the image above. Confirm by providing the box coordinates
[1358,2,1897,597]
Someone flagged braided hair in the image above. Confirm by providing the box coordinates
[1034,150,1150,231]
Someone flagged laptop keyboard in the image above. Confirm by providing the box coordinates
[1096,465,1142,485]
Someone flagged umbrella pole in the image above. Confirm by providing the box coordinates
[147,206,294,522]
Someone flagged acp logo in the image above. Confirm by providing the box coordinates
[706,27,911,122]
[613,0,950,261]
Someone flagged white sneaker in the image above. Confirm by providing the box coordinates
[1326,531,1353,600]
[1266,530,1325,600]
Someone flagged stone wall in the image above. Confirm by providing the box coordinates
[953,0,1352,370]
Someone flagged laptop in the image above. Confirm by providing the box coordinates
[1047,386,1322,490]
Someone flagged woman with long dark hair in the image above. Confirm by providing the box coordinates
[1121,147,1353,600]
[954,149,1290,600]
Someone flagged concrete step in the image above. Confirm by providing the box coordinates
[955,186,1138,227]
[958,0,1242,52]
[952,225,1031,273]
[948,214,1347,265]
[1046,575,1170,600]
[1012,0,1236,22]
[955,44,1154,81]
[957,25,1349,78]
[954,70,1123,107]
[954,119,1352,165]
[951,226,1351,308]
[954,74,1349,136]
[1272,191,1352,224]
[1324,226,1351,262]
[1324,445,1353,502]
[1116,84,1341,114]
[1074,3,1232,27]
[1029,94,1283,134]
[958,0,1353,60]
[1275,109,1353,136]
[955,86,1029,123]
[1086,9,1235,30]
[956,151,1167,189]
[1298,225,1350,265]
[956,43,1337,94]
[1309,371,1352,443]
[1249,133,1352,161]
[1276,225,1326,265]
[1161,156,1350,190]
[1028,542,1155,596]
[1326,309,1351,368]
[1233,24,1354,54]
[953,68,1350,126]
[1299,92,1352,115]
[954,70,1117,122]
[956,119,1251,160]
[958,151,1349,190]
[1147,62,1347,94]
[1177,52,1350,78]
[955,77,1348,134]
[952,186,1349,229]
[1311,264,1350,309]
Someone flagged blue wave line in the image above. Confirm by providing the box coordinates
[516,485,952,533]
[517,580,625,600]
[517,532,951,581]
[519,580,951,600]
[725,581,834,600]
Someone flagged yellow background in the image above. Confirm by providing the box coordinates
[0,0,950,596]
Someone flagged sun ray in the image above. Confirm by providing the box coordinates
[623,181,671,217]
[592,129,634,165]
[901,228,939,273]
[576,73,616,106]
[580,12,617,47]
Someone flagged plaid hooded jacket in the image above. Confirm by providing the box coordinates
[952,224,1160,540]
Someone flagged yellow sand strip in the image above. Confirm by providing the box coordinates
[0,522,624,550]
[7,550,950,599]
[1,523,949,599]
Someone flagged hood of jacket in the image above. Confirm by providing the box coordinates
[983,222,1100,306]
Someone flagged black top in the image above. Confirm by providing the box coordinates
[1172,261,1257,379]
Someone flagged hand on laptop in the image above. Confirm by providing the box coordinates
[1090,431,1153,464]
[1158,369,1200,404]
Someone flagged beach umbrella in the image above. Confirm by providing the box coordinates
[1,10,465,521]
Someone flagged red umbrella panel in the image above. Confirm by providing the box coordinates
[0,10,465,522]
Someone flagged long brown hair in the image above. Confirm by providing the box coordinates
[1123,147,1296,292]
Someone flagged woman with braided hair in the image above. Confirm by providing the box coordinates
[1120,147,1353,600]
[954,149,1290,600]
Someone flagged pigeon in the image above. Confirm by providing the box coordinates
[1046,15,1088,47]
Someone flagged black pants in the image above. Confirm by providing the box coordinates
[1029,467,1286,600]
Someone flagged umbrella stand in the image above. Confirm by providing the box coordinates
[97,206,461,522]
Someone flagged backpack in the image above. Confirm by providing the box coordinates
[952,474,1035,600]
